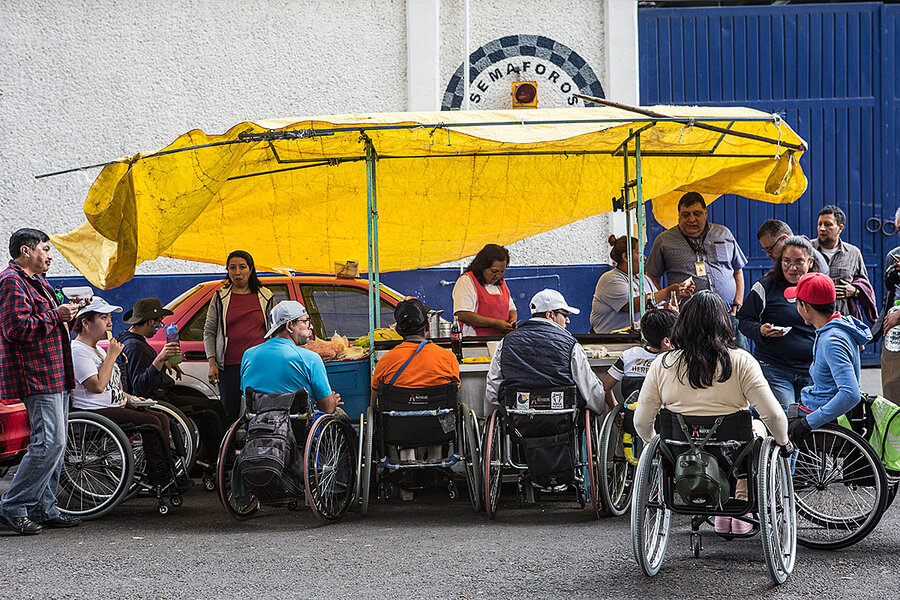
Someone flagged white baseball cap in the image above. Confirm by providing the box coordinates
[529,289,580,315]
[76,296,122,318]
[265,300,309,338]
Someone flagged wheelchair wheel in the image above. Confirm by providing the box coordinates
[601,403,640,518]
[459,406,483,513]
[483,409,502,519]
[757,437,796,585]
[793,424,888,549]
[57,412,135,520]
[215,419,259,520]
[357,408,374,517]
[631,436,671,577]
[151,401,197,474]
[584,410,603,519]
[304,415,357,523]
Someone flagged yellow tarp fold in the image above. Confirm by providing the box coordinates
[51,106,808,289]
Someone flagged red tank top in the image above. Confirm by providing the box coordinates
[468,271,511,336]
[224,292,266,365]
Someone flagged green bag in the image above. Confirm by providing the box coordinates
[671,415,732,508]
[868,396,900,472]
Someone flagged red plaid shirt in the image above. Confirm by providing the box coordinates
[0,261,75,401]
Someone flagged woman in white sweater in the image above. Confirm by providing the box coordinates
[634,290,788,534]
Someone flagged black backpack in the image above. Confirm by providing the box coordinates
[233,388,310,502]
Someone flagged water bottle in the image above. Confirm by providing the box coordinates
[450,318,463,362]
[165,323,183,366]
[885,301,900,352]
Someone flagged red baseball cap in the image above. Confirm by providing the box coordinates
[784,272,836,304]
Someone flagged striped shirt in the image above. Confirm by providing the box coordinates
[646,223,747,306]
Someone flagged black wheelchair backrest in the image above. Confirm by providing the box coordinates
[620,375,646,402]
[656,409,754,446]
[244,387,311,416]
[377,383,459,447]
[502,386,576,411]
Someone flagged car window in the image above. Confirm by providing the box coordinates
[300,285,395,339]
[180,284,290,342]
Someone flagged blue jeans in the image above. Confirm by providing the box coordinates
[730,315,751,353]
[759,361,812,411]
[0,392,68,520]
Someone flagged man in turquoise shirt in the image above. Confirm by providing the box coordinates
[241,301,340,414]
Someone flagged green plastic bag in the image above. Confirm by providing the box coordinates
[868,396,900,472]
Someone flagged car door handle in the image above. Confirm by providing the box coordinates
[182,351,207,362]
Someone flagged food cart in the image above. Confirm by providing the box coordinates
[45,102,808,420]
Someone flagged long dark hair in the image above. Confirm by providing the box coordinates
[767,235,819,286]
[224,250,262,293]
[664,290,735,389]
[465,244,510,285]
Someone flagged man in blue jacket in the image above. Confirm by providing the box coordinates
[785,272,872,444]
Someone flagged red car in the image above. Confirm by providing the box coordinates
[145,275,407,420]
[0,401,30,477]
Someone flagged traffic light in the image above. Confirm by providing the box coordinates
[512,81,538,109]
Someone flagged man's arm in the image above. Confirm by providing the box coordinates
[731,268,745,315]
[569,344,606,415]
[484,342,504,406]
[0,278,63,343]
[120,338,164,397]
[806,339,861,430]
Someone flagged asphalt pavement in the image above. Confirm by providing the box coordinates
[0,475,897,600]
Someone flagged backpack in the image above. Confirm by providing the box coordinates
[233,388,308,502]
[868,395,900,472]
[669,415,732,508]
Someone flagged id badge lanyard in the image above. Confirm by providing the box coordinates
[682,225,710,278]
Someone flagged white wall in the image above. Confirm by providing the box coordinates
[0,0,639,278]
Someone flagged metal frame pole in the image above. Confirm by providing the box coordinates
[635,133,646,321]
[365,138,380,374]
[623,139,634,328]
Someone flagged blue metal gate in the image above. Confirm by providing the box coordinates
[639,2,898,363]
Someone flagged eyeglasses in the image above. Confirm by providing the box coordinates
[552,310,570,320]
[296,317,311,325]
[781,258,811,270]
[762,236,786,254]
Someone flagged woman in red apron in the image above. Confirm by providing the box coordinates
[451,244,517,336]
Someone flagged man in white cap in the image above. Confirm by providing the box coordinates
[240,301,341,414]
[485,289,606,414]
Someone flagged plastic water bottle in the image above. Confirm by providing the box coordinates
[885,301,900,352]
[450,318,463,362]
[165,323,183,365]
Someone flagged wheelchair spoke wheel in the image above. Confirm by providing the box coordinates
[631,436,671,577]
[57,412,134,520]
[483,410,502,519]
[461,407,483,513]
[358,408,373,517]
[599,403,637,517]
[792,425,888,549]
[758,437,796,585]
[585,410,603,519]
[215,420,259,520]
[304,416,357,523]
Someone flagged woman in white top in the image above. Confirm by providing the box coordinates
[452,244,517,336]
[71,297,175,486]
[634,290,789,534]
[590,235,692,333]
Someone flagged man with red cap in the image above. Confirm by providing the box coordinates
[785,273,872,444]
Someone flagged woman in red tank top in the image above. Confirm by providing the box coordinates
[452,244,517,336]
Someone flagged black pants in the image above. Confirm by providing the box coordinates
[218,364,243,427]
[96,407,170,475]
[155,389,225,465]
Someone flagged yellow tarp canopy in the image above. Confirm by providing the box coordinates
[51,106,808,289]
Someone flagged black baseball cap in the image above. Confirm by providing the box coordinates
[394,297,428,336]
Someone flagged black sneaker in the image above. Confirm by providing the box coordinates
[41,514,81,528]
[0,515,42,535]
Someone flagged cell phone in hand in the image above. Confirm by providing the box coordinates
[61,286,93,306]
[770,325,792,334]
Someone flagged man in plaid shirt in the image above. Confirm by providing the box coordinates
[0,229,80,535]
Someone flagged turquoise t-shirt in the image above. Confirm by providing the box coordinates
[240,337,332,400]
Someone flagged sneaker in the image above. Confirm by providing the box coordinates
[714,516,732,534]
[731,514,754,535]
[0,514,42,535]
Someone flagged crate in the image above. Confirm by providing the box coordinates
[325,358,370,422]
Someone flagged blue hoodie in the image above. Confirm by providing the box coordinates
[800,314,872,429]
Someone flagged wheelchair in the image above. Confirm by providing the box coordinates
[596,376,645,516]
[57,401,193,518]
[791,394,898,550]
[631,409,796,585]
[357,383,481,514]
[482,386,605,519]
[216,388,357,524]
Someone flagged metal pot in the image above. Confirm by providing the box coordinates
[427,309,444,338]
